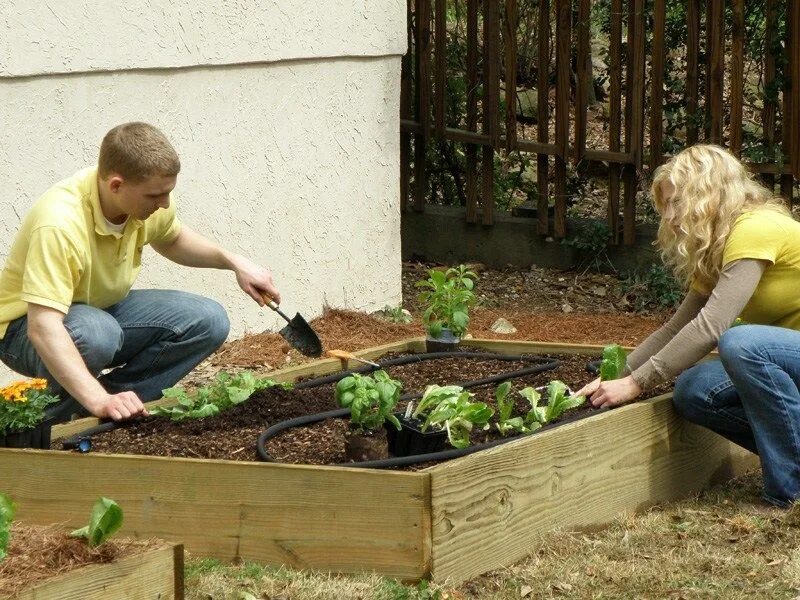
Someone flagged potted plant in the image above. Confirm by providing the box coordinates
[386,385,459,456]
[0,378,59,449]
[335,370,403,461]
[415,265,478,352]
[411,384,494,449]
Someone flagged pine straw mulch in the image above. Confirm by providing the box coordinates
[208,307,666,370]
[0,523,164,596]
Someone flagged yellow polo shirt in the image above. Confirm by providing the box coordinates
[0,167,181,338]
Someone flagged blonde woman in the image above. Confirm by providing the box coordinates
[575,144,800,507]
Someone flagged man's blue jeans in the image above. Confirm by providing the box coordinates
[0,289,230,422]
[673,325,800,507]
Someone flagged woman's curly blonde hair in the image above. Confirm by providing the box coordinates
[651,144,789,289]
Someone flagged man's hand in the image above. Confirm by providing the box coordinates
[230,254,281,305]
[577,375,642,409]
[88,392,149,421]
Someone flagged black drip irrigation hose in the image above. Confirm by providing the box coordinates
[257,352,561,468]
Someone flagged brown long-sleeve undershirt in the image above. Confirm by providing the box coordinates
[627,259,768,390]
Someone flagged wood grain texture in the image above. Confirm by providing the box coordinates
[13,544,182,600]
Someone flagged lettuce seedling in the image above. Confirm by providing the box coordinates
[0,492,15,561]
[420,388,494,449]
[152,371,290,421]
[335,370,403,432]
[600,344,627,381]
[520,380,586,428]
[70,497,123,547]
[412,384,466,422]
[494,381,526,436]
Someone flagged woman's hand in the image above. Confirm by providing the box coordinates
[578,375,642,409]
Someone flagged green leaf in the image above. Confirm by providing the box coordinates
[70,497,123,547]
[600,344,627,381]
[0,493,16,561]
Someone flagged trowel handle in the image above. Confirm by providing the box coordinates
[259,291,280,311]
[259,291,291,324]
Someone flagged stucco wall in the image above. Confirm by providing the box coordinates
[0,2,405,384]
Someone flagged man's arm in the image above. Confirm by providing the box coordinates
[151,225,281,304]
[26,304,148,421]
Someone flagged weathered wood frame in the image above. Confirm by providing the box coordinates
[11,543,183,600]
[1,339,756,583]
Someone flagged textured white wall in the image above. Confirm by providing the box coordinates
[0,2,405,384]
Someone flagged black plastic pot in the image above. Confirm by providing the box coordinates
[425,328,461,353]
[385,413,447,457]
[0,418,55,449]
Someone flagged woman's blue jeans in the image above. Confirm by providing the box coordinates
[0,289,230,423]
[673,325,800,507]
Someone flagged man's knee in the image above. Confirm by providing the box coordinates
[63,306,123,372]
[183,296,230,349]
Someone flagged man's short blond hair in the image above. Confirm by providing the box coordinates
[98,122,181,182]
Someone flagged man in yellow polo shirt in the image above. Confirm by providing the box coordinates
[0,122,281,422]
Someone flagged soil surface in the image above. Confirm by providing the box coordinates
[73,351,673,469]
[0,523,163,597]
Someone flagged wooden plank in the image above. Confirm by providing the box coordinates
[3,451,431,580]
[428,394,757,583]
[650,0,666,169]
[708,0,724,144]
[623,0,645,245]
[789,2,800,179]
[764,0,777,193]
[482,0,501,225]
[686,0,701,144]
[574,0,591,162]
[465,0,479,223]
[504,0,519,151]
[434,0,446,137]
[14,544,182,600]
[729,0,745,156]
[608,0,623,244]
[553,0,571,238]
[414,0,432,212]
[537,0,551,235]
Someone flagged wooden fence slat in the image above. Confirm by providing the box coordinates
[536,0,551,235]
[482,0,500,226]
[781,2,798,202]
[704,1,713,139]
[608,0,623,245]
[623,0,645,245]
[574,0,591,163]
[413,0,432,212]
[434,0,446,137]
[729,0,745,156]
[554,0,571,239]
[708,0,724,144]
[504,0,518,151]
[686,0,701,145]
[465,0,479,223]
[788,2,800,179]
[649,0,666,169]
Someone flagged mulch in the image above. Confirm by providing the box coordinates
[0,523,163,597]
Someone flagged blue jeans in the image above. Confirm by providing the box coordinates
[0,289,229,423]
[673,325,800,507]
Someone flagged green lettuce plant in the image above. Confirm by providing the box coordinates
[494,381,526,436]
[0,493,15,561]
[70,497,123,547]
[415,265,478,338]
[413,384,494,448]
[520,381,586,428]
[600,344,627,381]
[335,370,403,432]
[152,371,290,421]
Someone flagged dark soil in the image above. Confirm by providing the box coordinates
[73,351,673,469]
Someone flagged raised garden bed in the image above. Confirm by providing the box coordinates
[0,523,182,599]
[0,339,757,583]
